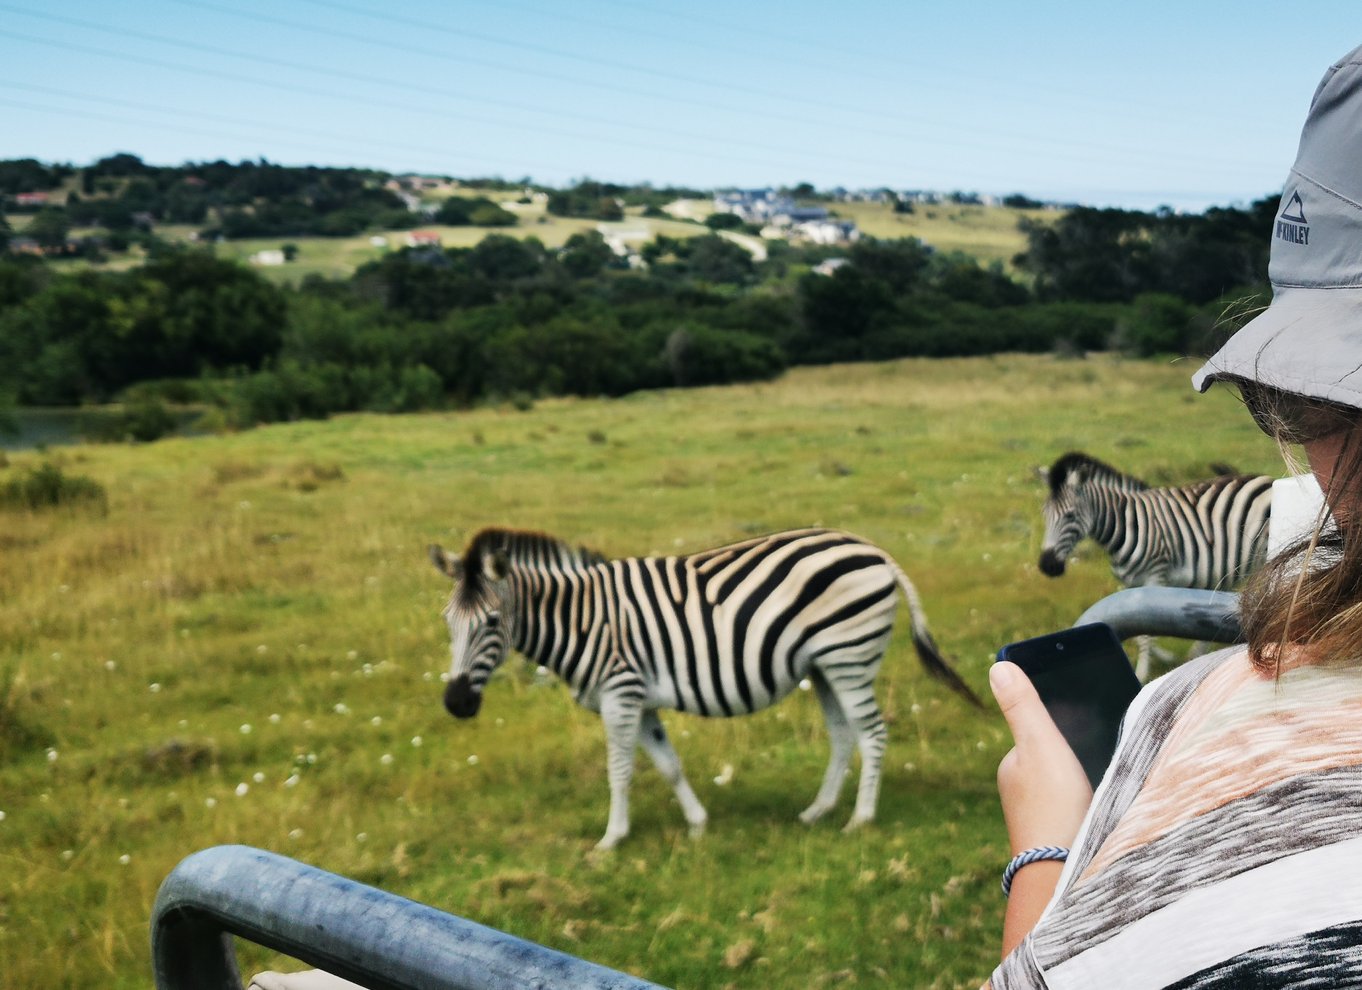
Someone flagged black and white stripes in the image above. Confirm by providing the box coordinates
[430,526,981,849]
[1038,452,1273,677]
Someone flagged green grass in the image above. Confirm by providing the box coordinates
[0,354,1279,988]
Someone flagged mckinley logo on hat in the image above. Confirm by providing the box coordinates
[1276,190,1309,245]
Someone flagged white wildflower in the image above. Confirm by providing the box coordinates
[356,832,368,842]
[713,763,735,786]
[240,723,252,734]
[466,754,479,766]
[256,644,268,654]
[410,736,422,747]
[45,748,57,763]
[149,683,161,693]
[269,713,281,724]
[284,774,300,788]
[289,828,303,839]
[205,797,217,809]
[370,716,382,727]
[334,703,350,715]
[253,772,266,784]
[235,782,249,797]
[118,854,131,865]
[380,754,393,766]
[104,660,117,671]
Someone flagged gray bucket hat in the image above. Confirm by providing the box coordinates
[1192,43,1362,408]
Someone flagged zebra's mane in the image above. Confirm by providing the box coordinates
[461,527,607,586]
[1047,451,1148,495]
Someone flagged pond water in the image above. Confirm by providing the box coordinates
[2,407,208,451]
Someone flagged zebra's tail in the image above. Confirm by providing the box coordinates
[892,564,986,710]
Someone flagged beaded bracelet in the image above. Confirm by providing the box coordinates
[1001,846,1069,896]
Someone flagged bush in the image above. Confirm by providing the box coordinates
[0,462,108,513]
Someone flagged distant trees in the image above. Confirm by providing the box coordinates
[0,158,1286,434]
[547,180,625,221]
[25,208,70,249]
[1015,200,1272,304]
[434,196,517,227]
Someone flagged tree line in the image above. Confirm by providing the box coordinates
[0,191,1276,436]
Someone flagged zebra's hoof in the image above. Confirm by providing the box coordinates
[687,821,706,840]
[841,814,873,834]
[594,832,626,851]
[799,803,832,825]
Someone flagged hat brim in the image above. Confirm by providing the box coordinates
[1192,285,1362,408]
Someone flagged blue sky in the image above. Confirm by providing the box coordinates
[1,1,1358,211]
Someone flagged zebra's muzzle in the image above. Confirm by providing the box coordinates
[1038,550,1067,577]
[444,676,482,719]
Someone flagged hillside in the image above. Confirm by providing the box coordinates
[7,193,1047,285]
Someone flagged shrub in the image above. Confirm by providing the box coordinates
[0,462,108,513]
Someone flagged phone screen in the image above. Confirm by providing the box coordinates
[996,623,1142,789]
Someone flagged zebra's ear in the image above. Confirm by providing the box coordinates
[429,545,464,581]
[482,549,510,582]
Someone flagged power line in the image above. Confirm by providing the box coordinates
[0,13,1256,191]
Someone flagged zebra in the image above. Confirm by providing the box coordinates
[1038,451,1273,679]
[429,526,983,850]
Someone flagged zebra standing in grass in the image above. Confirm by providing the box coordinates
[1039,451,1273,679]
[429,526,983,850]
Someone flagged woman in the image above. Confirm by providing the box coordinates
[990,42,1362,987]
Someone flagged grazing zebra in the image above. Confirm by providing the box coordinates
[1039,451,1273,678]
[429,526,983,850]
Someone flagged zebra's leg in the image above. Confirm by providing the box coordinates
[799,669,855,825]
[638,710,708,838]
[1134,635,1151,682]
[815,661,888,832]
[596,691,643,851]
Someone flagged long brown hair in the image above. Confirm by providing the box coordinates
[1235,383,1362,671]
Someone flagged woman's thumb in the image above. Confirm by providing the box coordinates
[990,661,1056,746]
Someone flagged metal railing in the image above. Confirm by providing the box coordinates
[1074,587,1242,645]
[151,845,669,990]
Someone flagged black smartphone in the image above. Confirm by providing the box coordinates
[995,623,1142,789]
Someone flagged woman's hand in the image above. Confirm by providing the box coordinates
[991,660,1093,854]
[991,660,1094,958]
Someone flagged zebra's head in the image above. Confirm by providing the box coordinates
[1038,453,1110,577]
[429,543,515,720]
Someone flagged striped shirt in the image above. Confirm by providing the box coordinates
[991,645,1362,989]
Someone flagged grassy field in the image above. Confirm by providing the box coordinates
[0,354,1280,988]
[829,202,1051,269]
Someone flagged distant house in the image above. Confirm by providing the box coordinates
[813,257,850,276]
[792,219,860,246]
[406,230,442,248]
[14,191,49,208]
[596,224,651,257]
[369,235,389,248]
[250,249,286,266]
